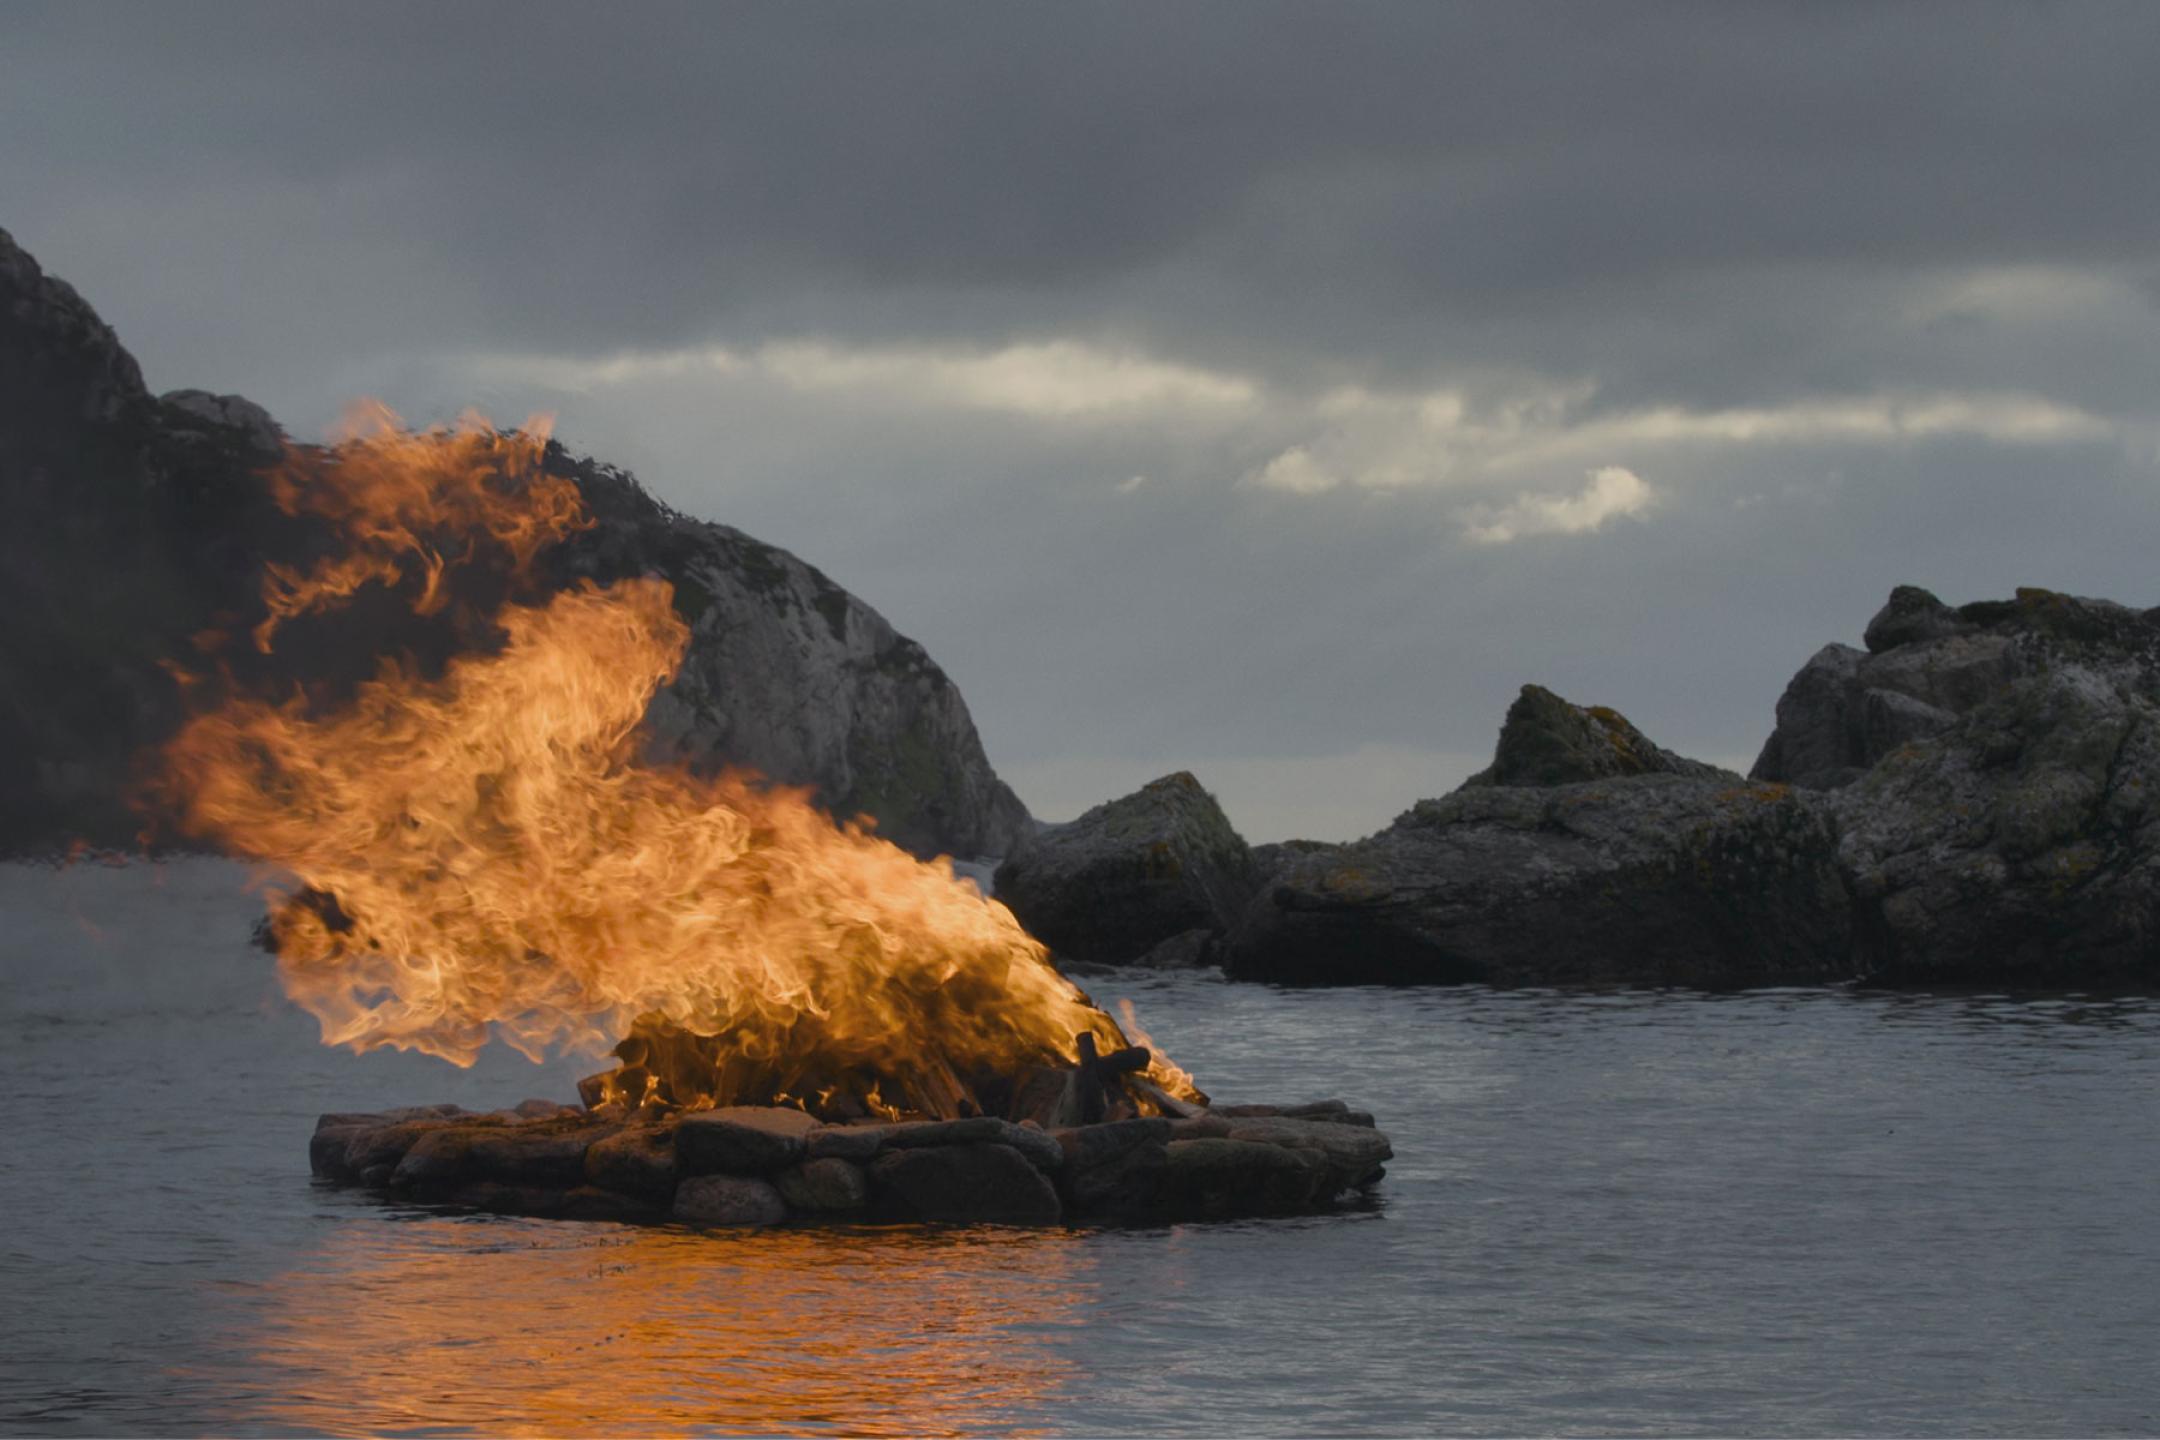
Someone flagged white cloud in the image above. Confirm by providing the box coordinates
[467,333,2124,527]
[1460,466,1655,545]
[1241,382,2116,502]
[472,337,1258,420]
[1247,444,1341,494]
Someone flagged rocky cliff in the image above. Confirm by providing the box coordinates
[0,226,1028,859]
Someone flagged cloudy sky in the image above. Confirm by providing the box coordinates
[7,2,2158,841]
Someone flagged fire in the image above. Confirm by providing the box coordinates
[157,406,1197,1118]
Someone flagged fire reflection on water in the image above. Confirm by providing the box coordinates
[222,1215,1091,1436]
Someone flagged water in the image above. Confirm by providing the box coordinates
[3,858,2158,1436]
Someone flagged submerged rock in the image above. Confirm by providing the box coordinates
[993,772,1261,967]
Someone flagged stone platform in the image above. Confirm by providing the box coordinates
[311,1100,1391,1227]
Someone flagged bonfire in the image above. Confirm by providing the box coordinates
[155,408,1389,1225]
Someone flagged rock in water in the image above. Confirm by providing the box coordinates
[1828,589,2160,981]
[584,1124,681,1197]
[994,772,1261,966]
[869,1142,1065,1223]
[1224,687,1853,986]
[1159,1139,1329,1218]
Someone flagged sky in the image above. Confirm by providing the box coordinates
[6,2,2158,842]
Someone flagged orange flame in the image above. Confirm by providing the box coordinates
[252,402,588,652]
[157,406,1196,1116]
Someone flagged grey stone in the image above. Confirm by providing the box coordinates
[159,388,283,460]
[338,1118,461,1180]
[1744,584,2160,983]
[1461,683,1731,788]
[869,1143,1065,1224]
[1224,772,1855,986]
[1860,687,1958,756]
[1052,1117,1173,1173]
[884,1116,1064,1171]
[774,1157,871,1212]
[1063,1137,1170,1220]
[672,1174,789,1227]
[1836,664,2160,982]
[1222,1116,1393,1189]
[583,1124,679,1197]
[1749,586,2098,790]
[309,1119,374,1180]
[1130,927,1222,969]
[465,1121,610,1184]
[390,1127,483,1188]
[1749,644,1872,789]
[1863,584,1971,653]
[804,1123,902,1162]
[1159,1139,1329,1218]
[1165,1114,1234,1140]
[676,1106,819,1174]
[993,772,1260,966]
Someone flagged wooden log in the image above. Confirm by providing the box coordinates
[1127,1074,1207,1120]
[1074,1032,1149,1125]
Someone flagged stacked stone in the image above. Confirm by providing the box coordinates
[310,1099,1391,1227]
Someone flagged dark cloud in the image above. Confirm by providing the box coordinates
[4,1,2158,837]
[9,3,2160,378]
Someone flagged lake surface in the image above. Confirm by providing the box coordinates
[3,857,2157,1437]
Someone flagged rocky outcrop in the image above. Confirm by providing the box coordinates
[993,772,1260,966]
[0,226,1027,859]
[1224,770,1854,986]
[1829,589,2160,982]
[1220,689,1848,986]
[1462,683,1732,788]
[1217,591,2160,988]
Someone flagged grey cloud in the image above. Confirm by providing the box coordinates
[8,3,2160,384]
